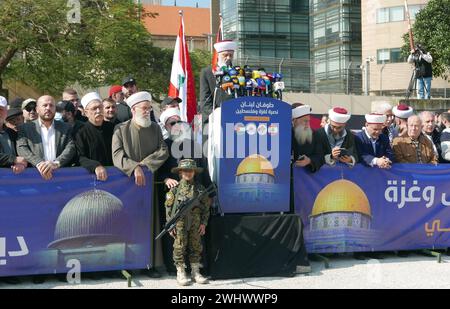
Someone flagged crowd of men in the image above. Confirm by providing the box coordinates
[291,102,450,172]
[0,38,447,284]
[0,76,204,284]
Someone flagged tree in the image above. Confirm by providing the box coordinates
[0,0,176,98]
[402,0,450,79]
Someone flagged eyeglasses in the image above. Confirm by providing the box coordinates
[168,120,182,127]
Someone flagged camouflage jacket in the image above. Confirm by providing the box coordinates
[164,180,211,226]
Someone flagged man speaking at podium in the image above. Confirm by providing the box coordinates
[199,40,237,125]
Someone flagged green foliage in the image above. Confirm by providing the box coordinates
[402,0,450,79]
[0,0,175,98]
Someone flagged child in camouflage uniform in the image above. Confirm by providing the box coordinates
[165,159,211,286]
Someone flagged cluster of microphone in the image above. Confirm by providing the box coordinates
[214,62,285,100]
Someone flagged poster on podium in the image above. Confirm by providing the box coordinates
[208,97,292,214]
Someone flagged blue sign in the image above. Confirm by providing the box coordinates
[294,164,450,253]
[217,97,291,213]
[0,168,152,277]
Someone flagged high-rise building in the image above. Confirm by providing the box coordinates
[362,0,449,98]
[219,0,311,92]
[310,0,362,94]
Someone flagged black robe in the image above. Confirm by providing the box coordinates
[200,66,234,124]
[75,121,114,173]
[313,127,358,166]
[291,130,322,172]
[0,126,17,167]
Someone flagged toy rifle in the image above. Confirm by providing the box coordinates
[155,183,217,240]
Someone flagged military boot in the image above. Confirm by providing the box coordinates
[191,263,209,284]
[176,265,190,286]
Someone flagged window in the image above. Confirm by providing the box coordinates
[389,6,404,22]
[409,5,423,19]
[377,8,389,23]
[377,48,405,64]
[390,48,404,63]
[377,49,390,64]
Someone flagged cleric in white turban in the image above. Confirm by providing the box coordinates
[393,103,414,138]
[199,40,237,124]
[354,113,395,169]
[112,91,169,186]
[291,104,320,172]
[313,107,358,168]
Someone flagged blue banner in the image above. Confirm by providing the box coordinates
[0,168,152,277]
[217,97,291,213]
[294,164,450,253]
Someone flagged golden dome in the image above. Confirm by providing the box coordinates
[236,154,275,177]
[311,179,371,217]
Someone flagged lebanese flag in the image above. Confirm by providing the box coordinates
[168,13,197,123]
[211,15,223,71]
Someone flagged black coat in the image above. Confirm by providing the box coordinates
[0,126,17,167]
[200,66,234,123]
[291,131,322,172]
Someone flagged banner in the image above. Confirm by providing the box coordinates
[0,168,152,277]
[294,164,450,253]
[212,97,292,213]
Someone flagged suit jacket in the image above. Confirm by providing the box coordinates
[16,120,76,167]
[314,127,358,166]
[200,66,234,123]
[392,134,438,164]
[355,130,394,167]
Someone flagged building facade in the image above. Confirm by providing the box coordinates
[143,5,211,51]
[310,0,362,94]
[362,0,449,98]
[219,0,311,92]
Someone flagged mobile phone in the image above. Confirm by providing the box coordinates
[297,155,306,161]
[338,148,349,157]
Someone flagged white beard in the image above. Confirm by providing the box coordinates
[134,114,151,128]
[170,122,192,143]
[294,126,313,145]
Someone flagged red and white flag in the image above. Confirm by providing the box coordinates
[168,12,197,123]
[211,14,223,71]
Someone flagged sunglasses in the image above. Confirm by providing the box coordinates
[168,120,183,127]
[25,105,37,112]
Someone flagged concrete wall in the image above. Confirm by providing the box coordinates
[284,92,402,115]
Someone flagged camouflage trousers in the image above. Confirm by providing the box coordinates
[173,209,203,267]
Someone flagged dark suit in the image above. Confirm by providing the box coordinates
[0,126,18,167]
[17,120,76,167]
[355,130,394,167]
[314,127,358,167]
[200,66,234,123]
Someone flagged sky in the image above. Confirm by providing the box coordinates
[161,0,211,8]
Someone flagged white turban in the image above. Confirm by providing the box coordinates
[365,113,387,124]
[328,107,351,124]
[81,92,102,109]
[393,104,414,119]
[126,91,152,109]
[214,40,237,53]
[292,105,312,120]
[160,108,181,126]
[0,96,7,108]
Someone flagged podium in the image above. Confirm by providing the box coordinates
[207,97,292,214]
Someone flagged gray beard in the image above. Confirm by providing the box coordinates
[294,126,313,145]
[169,124,192,143]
